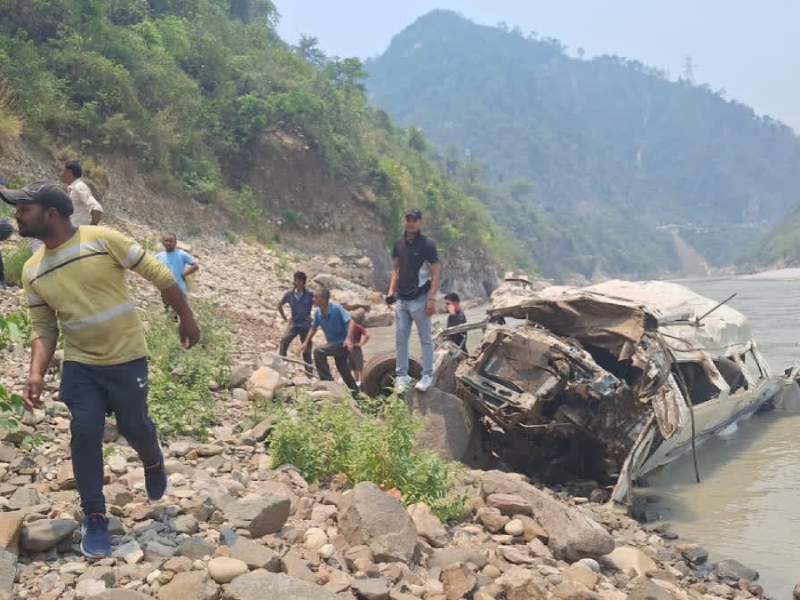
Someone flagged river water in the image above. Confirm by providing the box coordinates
[364,276,800,596]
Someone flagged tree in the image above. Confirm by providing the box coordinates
[408,126,425,152]
[295,34,327,68]
[577,47,585,60]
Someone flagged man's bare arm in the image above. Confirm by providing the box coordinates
[299,326,318,355]
[24,338,57,411]
[161,284,200,348]
[387,258,399,298]
[183,262,199,278]
[90,210,102,225]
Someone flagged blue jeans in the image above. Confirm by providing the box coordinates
[395,293,434,377]
[60,358,162,516]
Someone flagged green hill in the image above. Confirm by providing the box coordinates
[366,10,800,279]
[0,0,528,284]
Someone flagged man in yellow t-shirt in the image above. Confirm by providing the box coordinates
[1,181,201,559]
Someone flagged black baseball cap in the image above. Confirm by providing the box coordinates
[0,181,73,217]
[405,208,423,220]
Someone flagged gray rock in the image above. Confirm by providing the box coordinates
[175,536,215,560]
[94,591,153,600]
[429,547,488,569]
[479,471,614,560]
[0,444,17,464]
[173,515,200,535]
[714,559,759,582]
[21,518,79,552]
[221,573,337,600]
[104,483,133,507]
[407,503,448,548]
[220,530,281,571]
[0,548,17,600]
[78,566,117,587]
[407,387,478,462]
[112,540,144,565]
[7,488,39,511]
[207,557,249,584]
[75,579,106,598]
[338,482,418,564]
[224,494,290,537]
[351,577,391,600]
[281,551,316,583]
[157,571,219,600]
[627,578,672,600]
[681,547,708,564]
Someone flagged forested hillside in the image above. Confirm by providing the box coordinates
[0,0,529,287]
[366,10,800,280]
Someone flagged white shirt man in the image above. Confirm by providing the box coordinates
[67,177,103,227]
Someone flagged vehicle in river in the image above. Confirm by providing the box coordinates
[362,279,800,505]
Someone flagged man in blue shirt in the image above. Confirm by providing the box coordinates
[155,234,198,296]
[278,271,314,374]
[298,287,359,392]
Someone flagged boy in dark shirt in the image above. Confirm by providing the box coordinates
[444,292,467,350]
[278,271,314,374]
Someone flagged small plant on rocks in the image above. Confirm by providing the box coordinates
[145,301,232,440]
[269,394,468,521]
[0,310,30,350]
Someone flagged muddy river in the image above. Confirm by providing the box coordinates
[365,275,800,596]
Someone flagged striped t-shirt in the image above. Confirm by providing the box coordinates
[22,226,177,366]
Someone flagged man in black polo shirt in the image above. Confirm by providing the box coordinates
[278,271,314,375]
[386,208,441,392]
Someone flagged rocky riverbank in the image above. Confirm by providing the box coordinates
[0,223,768,600]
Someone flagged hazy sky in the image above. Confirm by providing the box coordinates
[276,1,800,131]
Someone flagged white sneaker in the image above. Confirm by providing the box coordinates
[394,375,413,393]
[415,375,434,392]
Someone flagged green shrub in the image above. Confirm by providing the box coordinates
[0,311,31,351]
[4,243,32,287]
[269,394,468,521]
[145,301,232,439]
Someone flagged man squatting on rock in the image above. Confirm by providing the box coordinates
[0,181,201,559]
[386,208,441,393]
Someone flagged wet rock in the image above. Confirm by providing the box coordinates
[175,536,215,560]
[338,482,418,564]
[407,503,448,548]
[715,559,758,582]
[20,518,78,552]
[496,566,547,600]
[406,388,477,462]
[441,563,476,600]
[224,494,290,537]
[351,577,391,600]
[246,367,282,401]
[680,546,709,564]
[601,547,658,576]
[479,471,614,560]
[221,573,337,600]
[207,557,249,584]
[486,494,533,516]
[157,570,219,600]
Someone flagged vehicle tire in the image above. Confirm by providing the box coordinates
[361,350,423,398]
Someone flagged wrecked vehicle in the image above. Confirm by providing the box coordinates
[451,279,800,504]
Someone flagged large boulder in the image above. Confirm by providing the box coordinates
[221,573,336,600]
[331,290,371,311]
[224,494,290,537]
[478,471,614,560]
[714,559,758,582]
[406,387,478,462]
[338,482,418,564]
[246,367,282,401]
